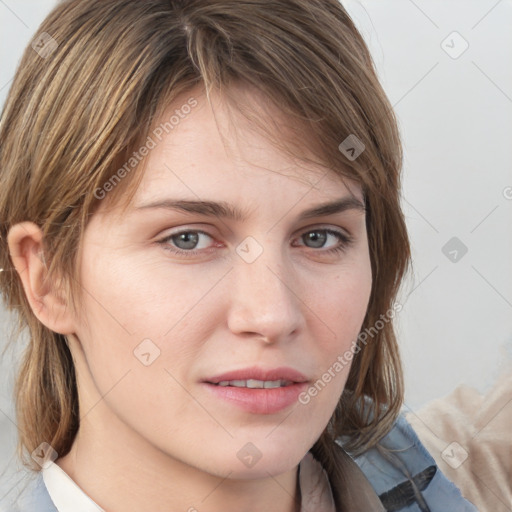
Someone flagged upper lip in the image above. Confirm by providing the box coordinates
[204,366,309,384]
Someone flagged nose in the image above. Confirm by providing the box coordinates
[226,243,304,344]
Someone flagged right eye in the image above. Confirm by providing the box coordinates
[157,229,218,256]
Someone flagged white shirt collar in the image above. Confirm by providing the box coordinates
[42,461,105,512]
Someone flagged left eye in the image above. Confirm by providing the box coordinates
[296,229,347,250]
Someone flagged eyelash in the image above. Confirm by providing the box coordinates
[157,227,354,257]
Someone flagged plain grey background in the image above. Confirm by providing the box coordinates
[1,0,511,502]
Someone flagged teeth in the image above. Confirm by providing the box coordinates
[263,380,283,389]
[215,379,290,388]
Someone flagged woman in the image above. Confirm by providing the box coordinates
[0,0,477,510]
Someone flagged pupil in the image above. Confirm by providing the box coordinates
[175,232,199,250]
[306,231,326,248]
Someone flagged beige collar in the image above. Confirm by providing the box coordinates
[299,449,386,511]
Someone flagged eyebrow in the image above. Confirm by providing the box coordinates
[134,196,366,222]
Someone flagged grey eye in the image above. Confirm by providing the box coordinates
[171,231,200,250]
[302,230,328,248]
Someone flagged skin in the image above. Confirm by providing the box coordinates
[8,84,372,512]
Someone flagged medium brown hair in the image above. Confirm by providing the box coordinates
[0,0,410,505]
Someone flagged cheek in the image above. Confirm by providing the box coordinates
[313,260,373,351]
[294,258,372,409]
[74,249,228,405]
[73,254,207,437]
[78,248,201,343]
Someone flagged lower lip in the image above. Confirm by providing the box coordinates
[203,382,309,414]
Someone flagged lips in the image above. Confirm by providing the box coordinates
[202,366,309,414]
[204,366,308,385]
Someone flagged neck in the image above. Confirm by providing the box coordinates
[57,393,300,512]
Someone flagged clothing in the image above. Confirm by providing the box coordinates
[352,414,479,511]
[1,413,479,511]
[406,372,512,512]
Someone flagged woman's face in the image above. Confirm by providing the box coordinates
[72,85,372,479]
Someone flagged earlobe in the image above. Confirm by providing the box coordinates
[7,221,76,335]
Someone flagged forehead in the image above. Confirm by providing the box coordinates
[132,84,361,203]
[93,84,363,221]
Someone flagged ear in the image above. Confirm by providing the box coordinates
[7,221,76,335]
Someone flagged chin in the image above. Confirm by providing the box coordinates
[226,457,300,481]
[223,439,309,479]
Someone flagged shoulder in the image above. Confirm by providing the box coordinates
[0,470,57,512]
[339,412,480,511]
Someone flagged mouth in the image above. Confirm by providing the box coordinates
[202,367,309,415]
[215,379,293,389]
[204,366,308,386]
